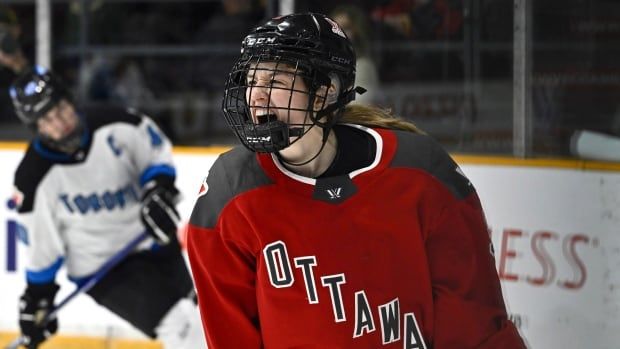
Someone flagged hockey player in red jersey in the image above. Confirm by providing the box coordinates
[187,12,527,349]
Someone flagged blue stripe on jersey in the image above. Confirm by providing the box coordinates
[140,164,176,187]
[33,139,73,161]
[33,130,91,161]
[26,257,64,284]
[147,124,163,146]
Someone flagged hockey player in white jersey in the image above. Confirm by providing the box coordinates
[9,66,206,349]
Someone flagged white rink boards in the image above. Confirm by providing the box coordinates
[0,145,618,349]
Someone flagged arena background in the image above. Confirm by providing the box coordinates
[1,0,620,348]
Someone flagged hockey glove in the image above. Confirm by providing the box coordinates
[141,180,180,245]
[19,283,60,349]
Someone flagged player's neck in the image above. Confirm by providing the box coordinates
[279,129,337,178]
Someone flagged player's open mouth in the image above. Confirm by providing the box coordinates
[256,113,277,124]
[252,109,278,124]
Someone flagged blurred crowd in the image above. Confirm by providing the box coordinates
[0,0,618,159]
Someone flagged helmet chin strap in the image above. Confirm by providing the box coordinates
[276,123,329,168]
[277,86,366,169]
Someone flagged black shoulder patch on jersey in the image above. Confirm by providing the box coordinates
[390,131,472,199]
[190,146,273,229]
[14,143,55,213]
[313,175,358,204]
[82,105,142,131]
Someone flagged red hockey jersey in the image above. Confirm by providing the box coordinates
[188,125,526,348]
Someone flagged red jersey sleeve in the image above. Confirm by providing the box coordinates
[426,192,527,349]
[187,148,270,348]
[187,217,262,348]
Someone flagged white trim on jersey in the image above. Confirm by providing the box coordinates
[269,124,383,184]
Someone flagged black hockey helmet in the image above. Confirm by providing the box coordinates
[10,65,86,154]
[222,12,364,153]
[10,65,72,128]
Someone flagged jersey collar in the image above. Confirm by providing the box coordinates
[33,126,92,163]
[258,124,396,191]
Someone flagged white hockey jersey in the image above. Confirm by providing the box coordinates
[13,106,174,283]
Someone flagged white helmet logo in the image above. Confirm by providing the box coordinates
[325,18,346,38]
[246,37,277,46]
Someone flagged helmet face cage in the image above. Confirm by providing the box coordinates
[223,54,333,153]
[221,13,356,153]
[10,65,69,128]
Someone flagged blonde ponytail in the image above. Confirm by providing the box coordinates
[339,104,424,134]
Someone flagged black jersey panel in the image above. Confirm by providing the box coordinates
[14,144,55,213]
[319,124,374,178]
[190,146,273,229]
[390,131,472,200]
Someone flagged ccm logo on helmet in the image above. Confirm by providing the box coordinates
[331,56,351,65]
[246,37,277,46]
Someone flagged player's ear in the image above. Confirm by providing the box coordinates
[314,73,341,110]
[326,74,341,105]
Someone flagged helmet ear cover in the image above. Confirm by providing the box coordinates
[313,72,341,110]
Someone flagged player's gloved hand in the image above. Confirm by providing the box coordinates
[19,283,60,349]
[141,179,180,245]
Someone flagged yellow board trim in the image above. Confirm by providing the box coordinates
[173,145,232,155]
[450,154,620,172]
[0,332,162,349]
[0,142,28,151]
[0,142,618,172]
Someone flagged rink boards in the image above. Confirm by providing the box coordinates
[0,144,619,349]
